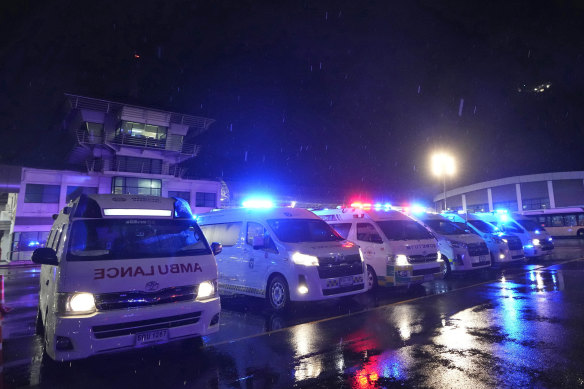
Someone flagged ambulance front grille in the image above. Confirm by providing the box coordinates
[505,236,523,251]
[407,253,438,263]
[92,312,201,339]
[95,285,197,311]
[317,254,363,279]
[468,242,489,257]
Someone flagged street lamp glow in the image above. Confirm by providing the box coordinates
[430,152,456,212]
[431,153,456,177]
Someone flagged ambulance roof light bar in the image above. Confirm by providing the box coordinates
[103,209,172,217]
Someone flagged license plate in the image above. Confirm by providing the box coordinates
[339,276,353,287]
[424,274,434,281]
[136,329,168,346]
[479,255,488,262]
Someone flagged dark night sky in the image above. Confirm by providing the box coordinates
[1,1,583,204]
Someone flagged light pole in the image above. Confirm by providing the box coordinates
[431,152,456,212]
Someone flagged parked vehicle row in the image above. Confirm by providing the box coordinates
[29,195,556,362]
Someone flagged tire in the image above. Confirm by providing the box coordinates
[442,258,452,278]
[267,275,290,312]
[35,307,45,336]
[366,265,378,291]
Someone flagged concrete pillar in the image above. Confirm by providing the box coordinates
[462,194,467,212]
[487,188,493,212]
[547,180,556,208]
[515,184,523,212]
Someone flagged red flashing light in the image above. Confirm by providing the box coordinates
[134,53,140,59]
[350,202,363,208]
[342,241,355,248]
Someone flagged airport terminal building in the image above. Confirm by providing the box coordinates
[434,172,584,213]
[0,95,222,262]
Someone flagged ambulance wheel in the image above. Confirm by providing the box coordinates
[35,307,45,336]
[267,275,289,311]
[442,258,452,278]
[366,266,378,291]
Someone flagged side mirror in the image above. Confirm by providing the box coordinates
[211,242,222,256]
[252,235,265,250]
[32,247,59,266]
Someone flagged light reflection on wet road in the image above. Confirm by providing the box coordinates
[2,240,584,388]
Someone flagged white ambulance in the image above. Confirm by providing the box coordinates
[411,212,491,276]
[197,206,367,311]
[475,212,554,258]
[313,206,444,289]
[443,212,525,264]
[32,194,221,361]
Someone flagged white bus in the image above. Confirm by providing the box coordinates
[521,207,584,237]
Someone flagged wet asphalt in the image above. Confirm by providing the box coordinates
[2,240,584,388]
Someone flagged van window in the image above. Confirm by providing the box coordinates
[67,219,210,261]
[356,223,383,243]
[423,219,467,235]
[515,219,546,232]
[467,220,498,234]
[200,222,241,246]
[330,223,352,239]
[495,222,524,234]
[246,222,278,252]
[267,219,343,243]
[376,220,434,240]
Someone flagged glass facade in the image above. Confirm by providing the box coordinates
[112,177,162,196]
[195,192,217,208]
[24,184,60,203]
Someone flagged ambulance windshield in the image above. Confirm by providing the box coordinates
[267,218,344,243]
[376,220,433,241]
[67,219,211,261]
[423,219,468,235]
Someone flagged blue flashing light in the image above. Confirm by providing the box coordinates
[374,203,382,209]
[495,209,508,214]
[524,244,534,249]
[498,213,509,222]
[534,229,540,234]
[411,205,426,215]
[243,198,274,209]
[27,240,41,247]
[384,203,391,208]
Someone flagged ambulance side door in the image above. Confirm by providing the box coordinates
[244,222,274,295]
[355,222,385,272]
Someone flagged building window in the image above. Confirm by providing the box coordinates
[467,203,489,212]
[112,177,161,196]
[196,192,216,208]
[114,156,163,174]
[522,197,550,211]
[12,231,49,252]
[66,186,98,202]
[116,121,167,149]
[24,184,60,203]
[168,191,190,203]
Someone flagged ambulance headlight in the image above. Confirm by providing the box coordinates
[197,281,216,300]
[532,239,540,246]
[61,292,96,315]
[292,252,319,266]
[388,254,409,266]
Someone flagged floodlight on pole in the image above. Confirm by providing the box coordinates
[431,152,456,211]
